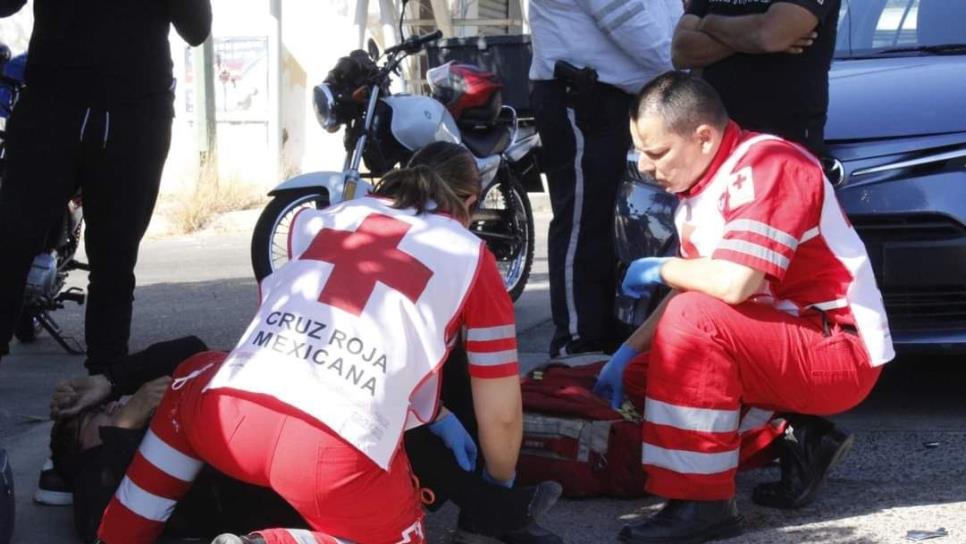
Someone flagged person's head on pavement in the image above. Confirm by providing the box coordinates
[630,70,729,194]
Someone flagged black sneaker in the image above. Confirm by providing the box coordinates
[751,415,854,510]
[34,458,73,506]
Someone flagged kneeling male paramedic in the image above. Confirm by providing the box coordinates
[595,71,892,544]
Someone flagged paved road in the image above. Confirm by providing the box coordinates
[1,208,964,543]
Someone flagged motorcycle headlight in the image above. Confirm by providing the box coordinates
[313,84,339,132]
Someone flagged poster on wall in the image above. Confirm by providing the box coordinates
[184,36,269,122]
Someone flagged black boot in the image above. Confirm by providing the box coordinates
[454,481,564,544]
[619,499,743,544]
[752,415,854,509]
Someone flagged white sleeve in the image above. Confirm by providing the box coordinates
[575,0,682,72]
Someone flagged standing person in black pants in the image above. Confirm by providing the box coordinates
[0,0,212,373]
[529,0,682,357]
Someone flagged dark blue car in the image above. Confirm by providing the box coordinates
[614,0,966,353]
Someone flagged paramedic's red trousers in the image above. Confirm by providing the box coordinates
[97,352,425,544]
[642,292,881,500]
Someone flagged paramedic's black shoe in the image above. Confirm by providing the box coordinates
[752,415,854,510]
[619,499,743,544]
[34,458,73,506]
[211,534,266,544]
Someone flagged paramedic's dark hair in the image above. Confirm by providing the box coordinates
[372,142,480,223]
[631,71,729,134]
[406,141,481,203]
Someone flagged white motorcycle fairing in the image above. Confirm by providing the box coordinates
[382,95,461,151]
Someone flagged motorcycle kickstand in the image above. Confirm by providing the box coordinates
[35,311,85,355]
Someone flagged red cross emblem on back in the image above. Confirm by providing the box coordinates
[300,213,434,316]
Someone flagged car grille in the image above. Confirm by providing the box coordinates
[851,214,966,243]
[851,214,966,332]
[881,288,966,332]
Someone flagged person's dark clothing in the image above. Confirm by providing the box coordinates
[687,0,840,156]
[0,0,211,106]
[405,346,535,536]
[0,0,211,367]
[532,79,632,356]
[56,338,537,541]
[0,91,174,370]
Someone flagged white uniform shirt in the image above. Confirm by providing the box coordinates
[528,0,682,94]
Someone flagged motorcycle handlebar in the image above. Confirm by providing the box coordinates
[385,30,443,55]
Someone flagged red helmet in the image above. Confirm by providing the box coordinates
[428,61,503,123]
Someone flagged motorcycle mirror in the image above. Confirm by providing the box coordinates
[399,0,409,41]
[367,38,381,60]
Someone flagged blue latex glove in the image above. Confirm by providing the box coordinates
[483,469,516,489]
[592,344,640,410]
[428,412,478,472]
[621,257,671,299]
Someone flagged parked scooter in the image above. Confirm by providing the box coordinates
[0,45,87,354]
[250,23,539,300]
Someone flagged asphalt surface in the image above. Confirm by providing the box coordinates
[1,206,964,544]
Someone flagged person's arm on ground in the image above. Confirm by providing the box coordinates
[51,376,113,419]
[108,336,208,398]
[699,3,819,54]
[167,0,213,46]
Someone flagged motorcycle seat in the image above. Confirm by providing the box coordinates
[461,124,512,158]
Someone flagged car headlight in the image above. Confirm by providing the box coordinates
[313,84,339,133]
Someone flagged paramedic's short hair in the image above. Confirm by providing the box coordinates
[631,71,729,135]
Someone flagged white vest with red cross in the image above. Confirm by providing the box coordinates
[206,197,484,469]
[674,134,894,366]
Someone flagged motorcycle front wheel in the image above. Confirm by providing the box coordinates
[250,189,330,282]
[471,171,534,301]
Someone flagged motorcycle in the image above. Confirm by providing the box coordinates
[0,45,87,354]
[250,22,539,300]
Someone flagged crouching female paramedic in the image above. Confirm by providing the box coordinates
[95,150,524,544]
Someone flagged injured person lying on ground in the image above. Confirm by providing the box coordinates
[42,149,564,544]
[41,335,563,544]
[590,71,893,544]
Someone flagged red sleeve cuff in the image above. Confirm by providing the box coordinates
[468,362,520,379]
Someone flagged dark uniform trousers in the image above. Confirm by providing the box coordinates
[531,79,632,356]
[0,89,173,371]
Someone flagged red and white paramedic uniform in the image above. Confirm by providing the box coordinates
[640,122,894,500]
[97,197,520,544]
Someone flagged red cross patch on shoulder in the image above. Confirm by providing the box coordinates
[725,166,756,209]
